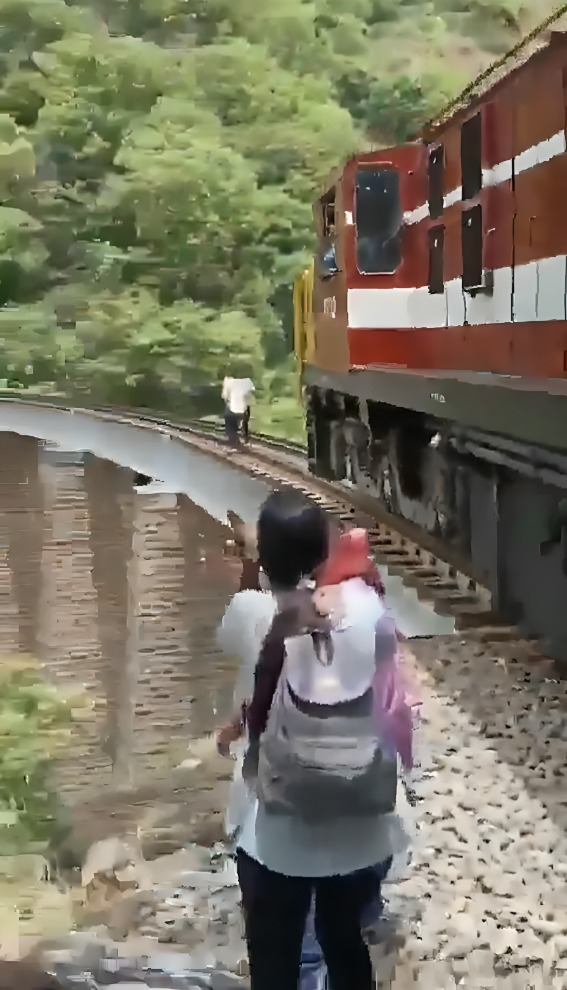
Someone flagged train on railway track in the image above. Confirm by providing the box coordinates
[293,28,567,662]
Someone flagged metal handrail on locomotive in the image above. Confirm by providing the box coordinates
[293,29,567,663]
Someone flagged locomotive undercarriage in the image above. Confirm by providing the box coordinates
[306,384,567,663]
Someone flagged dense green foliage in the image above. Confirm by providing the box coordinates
[0,0,559,438]
[0,656,89,853]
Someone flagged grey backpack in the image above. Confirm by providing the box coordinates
[256,615,398,825]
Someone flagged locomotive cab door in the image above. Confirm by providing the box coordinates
[342,143,427,292]
[311,144,427,373]
[311,171,351,374]
[340,144,429,368]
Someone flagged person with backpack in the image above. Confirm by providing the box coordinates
[217,491,413,990]
[218,517,368,990]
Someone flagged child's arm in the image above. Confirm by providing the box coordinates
[216,706,246,756]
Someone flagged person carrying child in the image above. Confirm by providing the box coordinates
[217,493,417,990]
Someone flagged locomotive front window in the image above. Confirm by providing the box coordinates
[355,168,401,275]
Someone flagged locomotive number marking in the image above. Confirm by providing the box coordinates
[430,392,446,404]
[323,297,337,318]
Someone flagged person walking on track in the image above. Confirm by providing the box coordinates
[222,375,255,444]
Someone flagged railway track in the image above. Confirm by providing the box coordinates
[0,395,543,655]
[152,413,541,655]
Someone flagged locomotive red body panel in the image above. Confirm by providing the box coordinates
[313,32,567,381]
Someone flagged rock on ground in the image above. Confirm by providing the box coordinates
[371,637,567,988]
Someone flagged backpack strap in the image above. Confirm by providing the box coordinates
[246,614,287,741]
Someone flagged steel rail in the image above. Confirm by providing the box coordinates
[0,396,547,666]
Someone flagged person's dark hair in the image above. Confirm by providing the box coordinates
[257,490,329,590]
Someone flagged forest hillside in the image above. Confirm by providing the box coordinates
[0,0,562,438]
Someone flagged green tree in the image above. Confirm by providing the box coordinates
[364,69,466,142]
[0,656,90,853]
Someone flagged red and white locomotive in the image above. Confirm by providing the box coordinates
[295,31,567,660]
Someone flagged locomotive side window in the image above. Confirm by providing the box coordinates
[461,112,482,201]
[428,225,445,294]
[428,146,444,220]
[355,167,401,275]
[322,200,335,237]
[317,189,339,280]
[462,205,483,289]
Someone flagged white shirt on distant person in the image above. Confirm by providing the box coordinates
[222,377,255,415]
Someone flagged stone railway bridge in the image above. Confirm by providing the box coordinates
[0,404,269,858]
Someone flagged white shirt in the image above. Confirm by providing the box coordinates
[217,585,411,877]
[222,377,255,415]
[285,580,381,704]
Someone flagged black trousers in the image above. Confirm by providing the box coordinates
[224,408,243,444]
[237,849,379,990]
[242,405,251,442]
